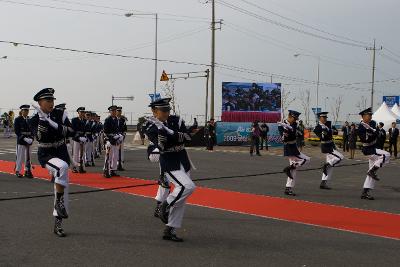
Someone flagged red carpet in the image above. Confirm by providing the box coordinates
[1,160,399,240]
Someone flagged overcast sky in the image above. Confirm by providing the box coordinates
[0,0,399,124]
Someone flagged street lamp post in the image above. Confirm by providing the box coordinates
[324,97,329,111]
[125,12,158,96]
[294,53,321,111]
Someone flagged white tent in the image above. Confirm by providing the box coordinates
[372,102,400,130]
[391,103,400,117]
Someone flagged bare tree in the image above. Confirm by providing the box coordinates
[299,89,311,127]
[330,95,344,125]
[282,90,295,120]
[356,95,368,112]
[161,80,177,114]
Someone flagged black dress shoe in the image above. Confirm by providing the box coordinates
[72,167,78,173]
[284,187,296,196]
[103,171,111,178]
[54,227,66,237]
[163,227,183,242]
[159,201,170,224]
[54,218,66,237]
[15,171,23,178]
[110,171,120,177]
[54,197,68,219]
[367,166,380,181]
[85,163,90,167]
[361,189,375,200]
[117,166,125,171]
[91,162,95,167]
[283,166,294,179]
[78,167,86,174]
[24,171,33,178]
[320,180,332,190]
[154,202,161,218]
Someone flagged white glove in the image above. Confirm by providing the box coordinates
[46,117,59,130]
[118,135,124,143]
[79,137,87,143]
[23,137,33,145]
[105,141,111,149]
[149,148,160,163]
[113,135,120,140]
[162,125,175,135]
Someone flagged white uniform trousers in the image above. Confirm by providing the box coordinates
[72,141,86,167]
[118,140,125,166]
[164,165,195,229]
[286,152,311,188]
[322,149,344,181]
[85,141,94,163]
[45,158,69,217]
[15,144,32,172]
[103,145,119,171]
[363,149,390,189]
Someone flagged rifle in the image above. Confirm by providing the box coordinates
[117,142,123,170]
[26,144,32,172]
[104,142,111,175]
[79,142,85,172]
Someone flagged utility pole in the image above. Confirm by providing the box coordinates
[211,0,216,120]
[366,39,382,109]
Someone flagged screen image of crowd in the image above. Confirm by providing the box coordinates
[222,82,282,112]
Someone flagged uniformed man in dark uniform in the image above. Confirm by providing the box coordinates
[71,107,87,173]
[116,106,127,171]
[278,110,311,196]
[84,111,95,167]
[94,114,103,158]
[30,88,74,237]
[144,98,195,242]
[14,105,34,178]
[313,112,344,190]
[103,106,123,178]
[376,122,386,150]
[358,108,390,200]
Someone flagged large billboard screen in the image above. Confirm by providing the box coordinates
[222,82,281,112]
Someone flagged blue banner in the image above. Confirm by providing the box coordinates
[383,96,399,107]
[149,93,161,102]
[215,122,283,146]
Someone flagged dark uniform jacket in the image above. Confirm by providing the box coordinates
[30,109,73,167]
[376,128,386,149]
[14,116,34,145]
[278,120,300,156]
[314,122,335,153]
[103,116,120,145]
[118,116,128,136]
[71,117,87,142]
[144,115,191,173]
[358,120,377,156]
[388,127,399,143]
[85,120,95,142]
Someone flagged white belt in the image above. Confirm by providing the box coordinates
[38,140,65,148]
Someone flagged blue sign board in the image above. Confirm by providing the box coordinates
[149,93,161,102]
[383,96,399,108]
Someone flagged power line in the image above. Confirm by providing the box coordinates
[383,47,400,60]
[238,0,370,47]
[223,22,372,71]
[45,0,212,21]
[378,52,400,66]
[0,0,211,23]
[0,40,210,67]
[215,63,371,91]
[215,0,367,48]
[48,26,209,62]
